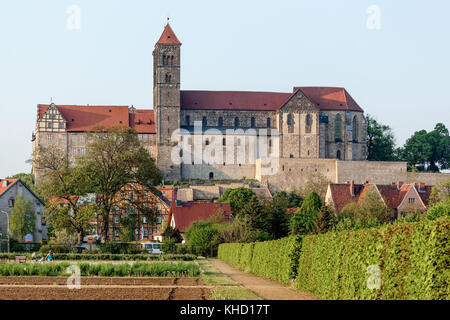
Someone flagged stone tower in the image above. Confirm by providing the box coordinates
[153,23,182,181]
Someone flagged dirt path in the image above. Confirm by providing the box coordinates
[210,259,320,300]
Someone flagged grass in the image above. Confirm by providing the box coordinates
[198,260,262,300]
[0,261,201,277]
[0,253,197,261]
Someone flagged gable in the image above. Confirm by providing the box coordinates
[278,88,318,113]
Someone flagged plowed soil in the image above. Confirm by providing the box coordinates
[0,277,211,300]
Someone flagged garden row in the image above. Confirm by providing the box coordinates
[0,261,200,277]
[218,216,449,300]
[0,253,197,261]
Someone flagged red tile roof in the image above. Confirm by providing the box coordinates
[180,90,291,111]
[170,201,231,233]
[156,23,181,45]
[295,87,364,112]
[38,105,155,133]
[329,182,433,213]
[0,179,18,197]
[180,87,363,112]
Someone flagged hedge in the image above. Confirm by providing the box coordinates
[218,216,450,300]
[0,253,197,262]
[218,237,298,285]
[0,261,201,277]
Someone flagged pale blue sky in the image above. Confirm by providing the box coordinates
[0,0,449,178]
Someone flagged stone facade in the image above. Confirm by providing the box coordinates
[0,179,47,243]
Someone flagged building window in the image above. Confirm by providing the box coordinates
[8,198,15,207]
[143,217,147,224]
[165,73,171,83]
[114,229,120,237]
[156,203,162,211]
[352,116,358,142]
[222,138,226,146]
[185,115,190,126]
[336,150,341,160]
[156,216,162,224]
[48,135,53,143]
[114,216,120,224]
[209,172,214,180]
[47,122,52,129]
[72,134,77,143]
[59,123,64,129]
[218,117,223,127]
[237,138,241,146]
[80,148,85,156]
[267,118,271,128]
[80,135,85,143]
[202,116,207,127]
[143,229,149,237]
[287,114,293,126]
[306,114,311,126]
[188,137,192,145]
[335,114,343,142]
[205,138,209,146]
[73,148,77,156]
[234,117,239,127]
[251,117,255,128]
[41,216,46,226]
[408,198,415,204]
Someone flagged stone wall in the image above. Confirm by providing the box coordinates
[336,160,407,185]
[406,172,450,185]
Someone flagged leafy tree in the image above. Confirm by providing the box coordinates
[313,205,336,234]
[290,191,323,235]
[9,194,35,241]
[426,200,450,220]
[399,123,450,172]
[366,115,398,161]
[80,126,161,242]
[162,225,183,243]
[272,191,303,208]
[263,200,290,239]
[238,194,267,231]
[6,173,37,195]
[184,220,220,256]
[218,187,256,216]
[34,145,96,244]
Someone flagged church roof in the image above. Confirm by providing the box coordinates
[156,23,181,45]
[37,105,156,133]
[180,87,363,112]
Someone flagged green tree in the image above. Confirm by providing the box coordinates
[290,191,323,235]
[313,205,336,234]
[298,191,322,216]
[9,194,36,241]
[218,187,256,216]
[426,200,450,220]
[34,145,96,244]
[366,115,398,161]
[184,220,220,256]
[162,225,183,243]
[399,123,450,172]
[80,126,162,242]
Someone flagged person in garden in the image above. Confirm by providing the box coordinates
[45,249,53,263]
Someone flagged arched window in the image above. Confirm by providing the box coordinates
[209,172,214,180]
[234,117,239,127]
[202,116,207,127]
[251,117,255,128]
[185,115,190,126]
[165,73,171,83]
[352,116,358,142]
[267,118,271,128]
[218,117,223,127]
[162,55,167,65]
[171,56,174,65]
[336,150,341,160]
[335,114,342,142]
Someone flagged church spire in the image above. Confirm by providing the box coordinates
[156,22,181,45]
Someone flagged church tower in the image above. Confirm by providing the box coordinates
[153,23,182,181]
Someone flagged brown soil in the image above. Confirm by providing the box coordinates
[0,277,210,300]
[210,259,320,300]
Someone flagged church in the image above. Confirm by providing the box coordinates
[32,23,368,184]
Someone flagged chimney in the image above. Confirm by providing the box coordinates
[2,180,8,188]
[397,181,404,190]
[363,180,369,185]
[349,180,355,197]
[418,182,425,192]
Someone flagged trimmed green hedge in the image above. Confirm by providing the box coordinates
[0,253,197,262]
[218,216,450,300]
[0,261,201,277]
[218,237,297,285]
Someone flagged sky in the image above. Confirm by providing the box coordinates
[0,0,449,178]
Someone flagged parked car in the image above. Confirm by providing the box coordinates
[141,242,163,254]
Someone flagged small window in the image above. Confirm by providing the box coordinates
[234,117,239,127]
[251,117,255,128]
[48,135,53,142]
[287,114,293,126]
[306,114,311,126]
[202,116,207,127]
[185,115,190,126]
[267,118,271,128]
[143,217,147,224]
[114,229,120,237]
[336,150,341,160]
[218,117,223,127]
[47,122,52,129]
[408,198,415,204]
[156,216,162,224]
[8,198,15,208]
[114,216,120,224]
[237,139,241,146]
[209,172,214,180]
[222,138,226,146]
[59,123,64,129]
[143,229,149,237]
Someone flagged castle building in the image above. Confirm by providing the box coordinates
[32,23,368,184]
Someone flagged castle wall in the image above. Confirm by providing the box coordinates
[406,172,450,185]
